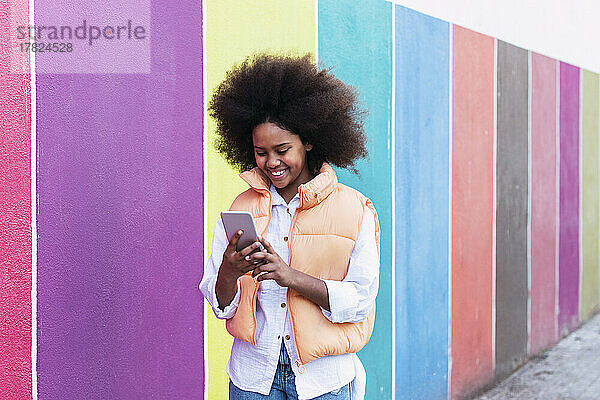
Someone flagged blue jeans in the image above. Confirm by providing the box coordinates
[229,342,351,399]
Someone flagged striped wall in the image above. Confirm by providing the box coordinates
[1,1,599,399]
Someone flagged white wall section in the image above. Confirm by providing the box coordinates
[389,0,600,73]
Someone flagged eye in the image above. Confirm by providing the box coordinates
[277,148,290,155]
[255,151,266,157]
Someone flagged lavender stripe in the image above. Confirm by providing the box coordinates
[35,1,204,398]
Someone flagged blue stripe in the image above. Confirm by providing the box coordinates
[394,6,450,399]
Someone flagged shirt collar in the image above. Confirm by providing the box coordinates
[239,163,338,209]
[269,184,299,206]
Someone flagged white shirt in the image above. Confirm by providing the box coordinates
[199,184,379,400]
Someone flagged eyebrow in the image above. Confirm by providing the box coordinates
[253,142,292,149]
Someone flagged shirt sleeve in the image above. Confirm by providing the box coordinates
[321,207,380,323]
[198,218,241,320]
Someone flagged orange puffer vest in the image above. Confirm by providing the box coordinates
[225,163,380,365]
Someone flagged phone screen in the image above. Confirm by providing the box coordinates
[221,211,260,252]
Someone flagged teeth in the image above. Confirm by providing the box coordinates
[272,170,285,176]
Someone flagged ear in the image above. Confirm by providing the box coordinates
[304,143,313,151]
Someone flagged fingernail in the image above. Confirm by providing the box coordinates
[245,255,250,261]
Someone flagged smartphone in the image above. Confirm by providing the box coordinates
[220,211,260,252]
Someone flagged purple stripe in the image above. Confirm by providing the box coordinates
[558,62,580,335]
[35,1,204,398]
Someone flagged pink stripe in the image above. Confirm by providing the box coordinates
[0,0,33,397]
[530,53,558,353]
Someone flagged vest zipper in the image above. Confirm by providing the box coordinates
[252,190,271,344]
[286,208,304,367]
[265,194,272,237]
[294,358,306,374]
[250,282,259,345]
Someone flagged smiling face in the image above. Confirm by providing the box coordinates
[252,122,314,203]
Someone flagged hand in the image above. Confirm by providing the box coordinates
[220,230,264,280]
[249,236,298,287]
[215,230,265,310]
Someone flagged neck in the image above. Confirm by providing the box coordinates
[277,165,314,203]
[277,189,297,204]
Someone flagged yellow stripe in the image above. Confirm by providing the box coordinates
[205,1,315,398]
[580,70,600,321]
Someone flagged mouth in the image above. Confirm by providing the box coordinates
[268,168,288,180]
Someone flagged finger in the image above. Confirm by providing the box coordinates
[258,236,275,254]
[251,264,262,278]
[256,236,266,252]
[241,260,263,274]
[238,241,262,258]
[226,230,244,252]
[251,262,275,278]
[256,271,276,282]
[251,259,267,269]
[240,252,265,269]
[246,252,272,263]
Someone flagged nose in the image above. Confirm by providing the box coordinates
[266,154,280,169]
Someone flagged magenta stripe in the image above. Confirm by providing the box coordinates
[558,62,580,335]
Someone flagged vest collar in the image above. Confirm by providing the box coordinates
[239,166,272,193]
[239,163,338,209]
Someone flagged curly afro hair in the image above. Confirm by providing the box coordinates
[208,53,368,175]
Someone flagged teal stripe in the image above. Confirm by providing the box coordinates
[319,1,393,398]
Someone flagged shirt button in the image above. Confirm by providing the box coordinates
[281,303,286,308]
[286,208,290,214]
[284,236,288,242]
[285,335,290,340]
